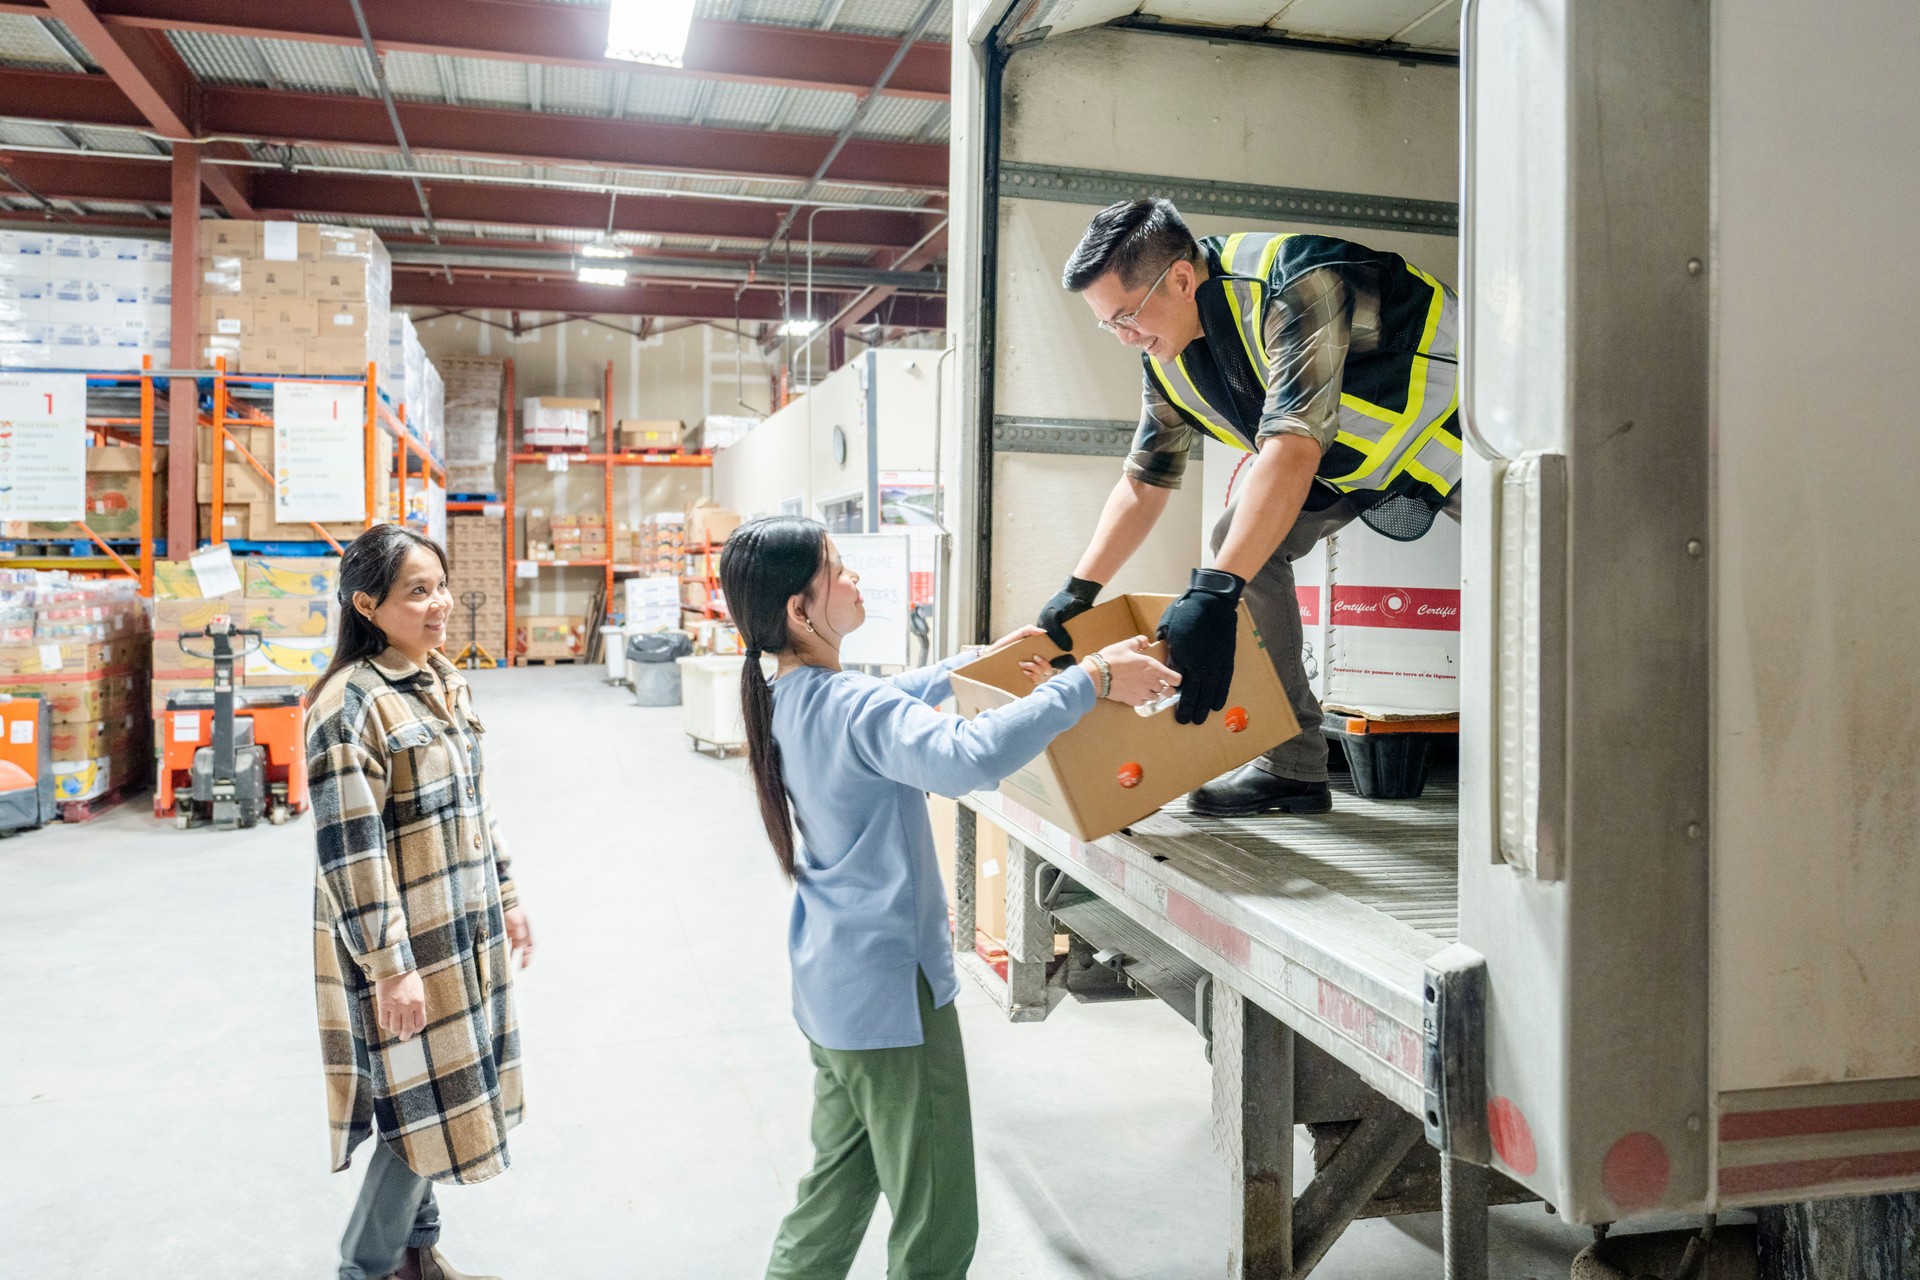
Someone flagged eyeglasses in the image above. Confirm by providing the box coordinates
[1095,259,1176,335]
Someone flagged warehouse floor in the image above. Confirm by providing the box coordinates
[2,665,1597,1278]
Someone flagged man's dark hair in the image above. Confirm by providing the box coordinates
[1061,198,1198,292]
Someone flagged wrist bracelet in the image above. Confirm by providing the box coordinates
[1088,652,1113,699]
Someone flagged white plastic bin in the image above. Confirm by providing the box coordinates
[677,655,749,753]
[602,625,628,683]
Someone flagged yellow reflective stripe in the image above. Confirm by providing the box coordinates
[1150,355,1248,451]
[1324,265,1450,485]
[1383,401,1463,489]
[1221,232,1250,274]
[1221,279,1270,384]
[1399,454,1456,496]
[1256,233,1289,279]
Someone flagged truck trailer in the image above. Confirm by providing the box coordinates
[939,1,1920,1275]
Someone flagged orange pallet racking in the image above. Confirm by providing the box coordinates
[502,360,714,665]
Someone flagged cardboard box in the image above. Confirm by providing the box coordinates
[50,717,137,764]
[522,397,597,447]
[617,419,684,451]
[199,220,259,257]
[199,296,251,336]
[154,597,334,638]
[950,595,1299,841]
[241,259,304,297]
[246,636,332,681]
[244,557,338,600]
[52,756,111,802]
[686,501,742,546]
[304,336,372,375]
[303,262,366,300]
[0,637,141,678]
[152,559,239,601]
[303,225,380,260]
[24,445,168,540]
[517,616,584,660]
[317,299,370,334]
[0,673,129,722]
[253,297,318,336]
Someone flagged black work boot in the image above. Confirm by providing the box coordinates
[1187,764,1333,818]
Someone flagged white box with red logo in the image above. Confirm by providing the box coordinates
[1292,516,1460,718]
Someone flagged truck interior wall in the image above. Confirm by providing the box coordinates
[1710,0,1920,1097]
[985,29,1457,635]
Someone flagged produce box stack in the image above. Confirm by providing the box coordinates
[551,513,609,563]
[0,230,171,372]
[150,556,338,747]
[612,521,638,565]
[442,357,504,496]
[196,219,391,377]
[0,572,151,804]
[686,415,759,452]
[686,499,742,547]
[639,514,686,575]
[445,515,507,661]
[7,446,169,543]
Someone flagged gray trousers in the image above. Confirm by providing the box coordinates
[339,1140,441,1280]
[1209,488,1463,783]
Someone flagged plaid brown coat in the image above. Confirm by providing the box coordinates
[308,647,523,1185]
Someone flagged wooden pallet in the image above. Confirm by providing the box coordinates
[57,784,129,823]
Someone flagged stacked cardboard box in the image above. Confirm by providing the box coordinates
[191,424,387,543]
[551,513,609,562]
[623,576,679,634]
[0,572,150,801]
[196,220,391,376]
[523,397,599,448]
[445,515,507,661]
[442,357,504,496]
[383,313,443,459]
[0,230,171,371]
[151,556,338,745]
[6,446,169,542]
[612,522,637,565]
[638,514,687,575]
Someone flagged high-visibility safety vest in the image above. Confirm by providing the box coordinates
[1146,232,1462,522]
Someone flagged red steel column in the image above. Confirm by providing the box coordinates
[166,142,200,558]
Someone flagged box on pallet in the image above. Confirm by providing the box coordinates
[154,597,334,638]
[244,557,338,599]
[192,218,390,378]
[0,231,171,372]
[624,575,680,634]
[686,500,741,546]
[950,595,1299,842]
[1291,517,1462,718]
[10,447,168,542]
[523,397,598,448]
[442,357,504,495]
[617,419,685,451]
[517,616,584,660]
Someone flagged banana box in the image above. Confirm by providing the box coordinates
[50,717,137,764]
[154,597,334,638]
[243,557,338,600]
[152,560,240,601]
[52,756,110,802]
[245,636,332,681]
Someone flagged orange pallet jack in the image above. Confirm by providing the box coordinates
[157,620,308,829]
[0,694,54,835]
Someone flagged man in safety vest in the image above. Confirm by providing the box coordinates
[1037,198,1461,817]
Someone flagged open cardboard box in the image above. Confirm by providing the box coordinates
[950,594,1300,841]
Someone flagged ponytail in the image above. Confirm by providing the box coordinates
[737,657,796,876]
[718,516,829,879]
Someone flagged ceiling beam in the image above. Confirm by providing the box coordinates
[37,1,253,217]
[28,0,950,100]
[831,222,949,330]
[0,149,943,251]
[391,273,946,327]
[0,71,948,189]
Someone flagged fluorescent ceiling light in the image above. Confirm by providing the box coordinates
[577,265,630,286]
[580,238,629,259]
[779,319,822,337]
[605,0,696,67]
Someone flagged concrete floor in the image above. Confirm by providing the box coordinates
[1,665,1598,1278]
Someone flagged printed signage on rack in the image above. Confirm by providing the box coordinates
[272,381,366,523]
[0,373,86,521]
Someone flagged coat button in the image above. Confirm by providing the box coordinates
[465,782,475,798]
[472,832,482,850]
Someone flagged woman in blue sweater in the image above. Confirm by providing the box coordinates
[720,517,1176,1280]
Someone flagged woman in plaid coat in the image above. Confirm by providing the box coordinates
[307,525,533,1280]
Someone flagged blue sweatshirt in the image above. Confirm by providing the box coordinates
[769,652,1097,1050]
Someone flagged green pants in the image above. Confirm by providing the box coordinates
[766,971,978,1280]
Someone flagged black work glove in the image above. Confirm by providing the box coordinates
[1036,575,1103,651]
[1158,568,1245,725]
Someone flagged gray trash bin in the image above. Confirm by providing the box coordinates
[628,632,693,707]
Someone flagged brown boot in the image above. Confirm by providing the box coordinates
[391,1245,501,1280]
